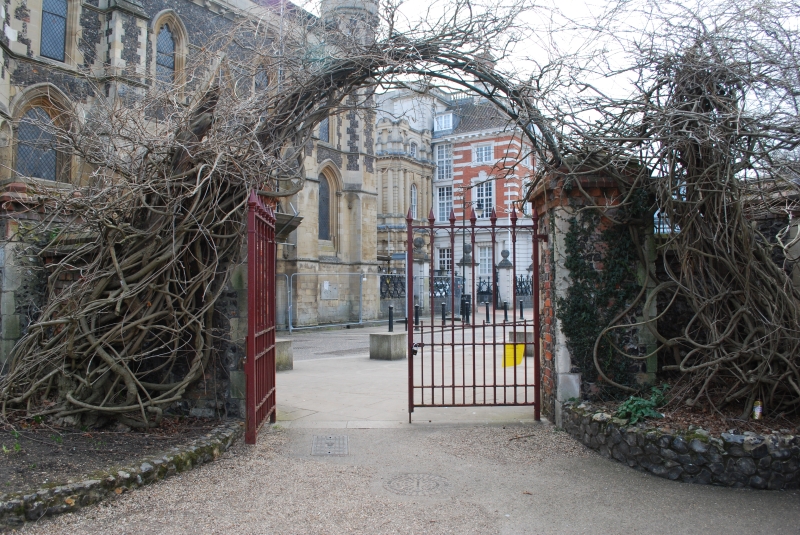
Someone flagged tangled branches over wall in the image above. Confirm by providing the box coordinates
[537,0,800,415]
[0,0,556,426]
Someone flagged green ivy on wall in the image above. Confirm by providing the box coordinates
[555,211,642,396]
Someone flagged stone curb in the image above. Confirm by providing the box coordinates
[562,402,800,490]
[0,421,243,531]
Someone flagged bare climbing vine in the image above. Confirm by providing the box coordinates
[0,0,557,427]
[531,0,800,416]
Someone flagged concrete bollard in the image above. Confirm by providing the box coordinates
[369,332,407,360]
[276,338,294,371]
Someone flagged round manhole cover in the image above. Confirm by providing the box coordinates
[384,473,450,496]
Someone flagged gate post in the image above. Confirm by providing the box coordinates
[406,208,414,422]
[531,205,548,422]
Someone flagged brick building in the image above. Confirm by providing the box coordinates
[430,94,534,308]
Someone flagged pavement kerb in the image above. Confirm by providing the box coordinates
[0,421,243,531]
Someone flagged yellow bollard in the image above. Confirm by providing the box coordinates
[503,343,525,367]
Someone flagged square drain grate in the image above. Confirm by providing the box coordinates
[312,435,349,456]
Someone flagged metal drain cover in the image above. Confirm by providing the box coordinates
[384,473,450,496]
[312,435,349,455]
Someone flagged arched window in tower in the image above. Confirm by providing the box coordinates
[410,183,418,219]
[156,24,176,84]
[318,174,331,240]
[41,0,68,62]
[16,107,59,181]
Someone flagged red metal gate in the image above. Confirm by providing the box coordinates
[406,204,547,422]
[245,191,277,444]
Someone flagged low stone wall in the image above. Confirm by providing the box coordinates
[0,422,243,530]
[562,401,799,490]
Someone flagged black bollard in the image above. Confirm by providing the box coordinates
[465,301,471,324]
[388,305,394,332]
[520,299,524,320]
[503,301,508,322]
[414,304,420,327]
[441,302,446,324]
[485,301,490,323]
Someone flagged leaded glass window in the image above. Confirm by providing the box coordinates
[16,107,57,181]
[319,117,329,143]
[41,0,67,62]
[318,175,331,240]
[156,24,175,84]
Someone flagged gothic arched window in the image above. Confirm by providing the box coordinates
[156,24,176,84]
[16,107,58,181]
[318,174,331,240]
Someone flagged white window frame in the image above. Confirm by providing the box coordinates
[410,183,418,219]
[438,248,452,272]
[474,180,493,219]
[436,144,452,181]
[474,144,493,164]
[437,185,453,222]
[409,141,417,158]
[434,113,452,132]
[478,246,492,275]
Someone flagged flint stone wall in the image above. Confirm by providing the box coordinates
[563,401,799,490]
[0,422,243,530]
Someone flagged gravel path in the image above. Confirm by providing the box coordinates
[17,422,800,534]
[19,427,502,535]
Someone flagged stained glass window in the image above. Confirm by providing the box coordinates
[156,24,175,84]
[16,107,57,181]
[41,0,67,62]
[318,174,331,240]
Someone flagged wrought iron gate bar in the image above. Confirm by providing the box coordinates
[245,191,277,444]
[406,204,547,421]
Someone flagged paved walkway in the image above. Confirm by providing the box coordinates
[23,325,800,534]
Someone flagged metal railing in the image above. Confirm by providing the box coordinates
[515,275,532,297]
[380,274,406,299]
